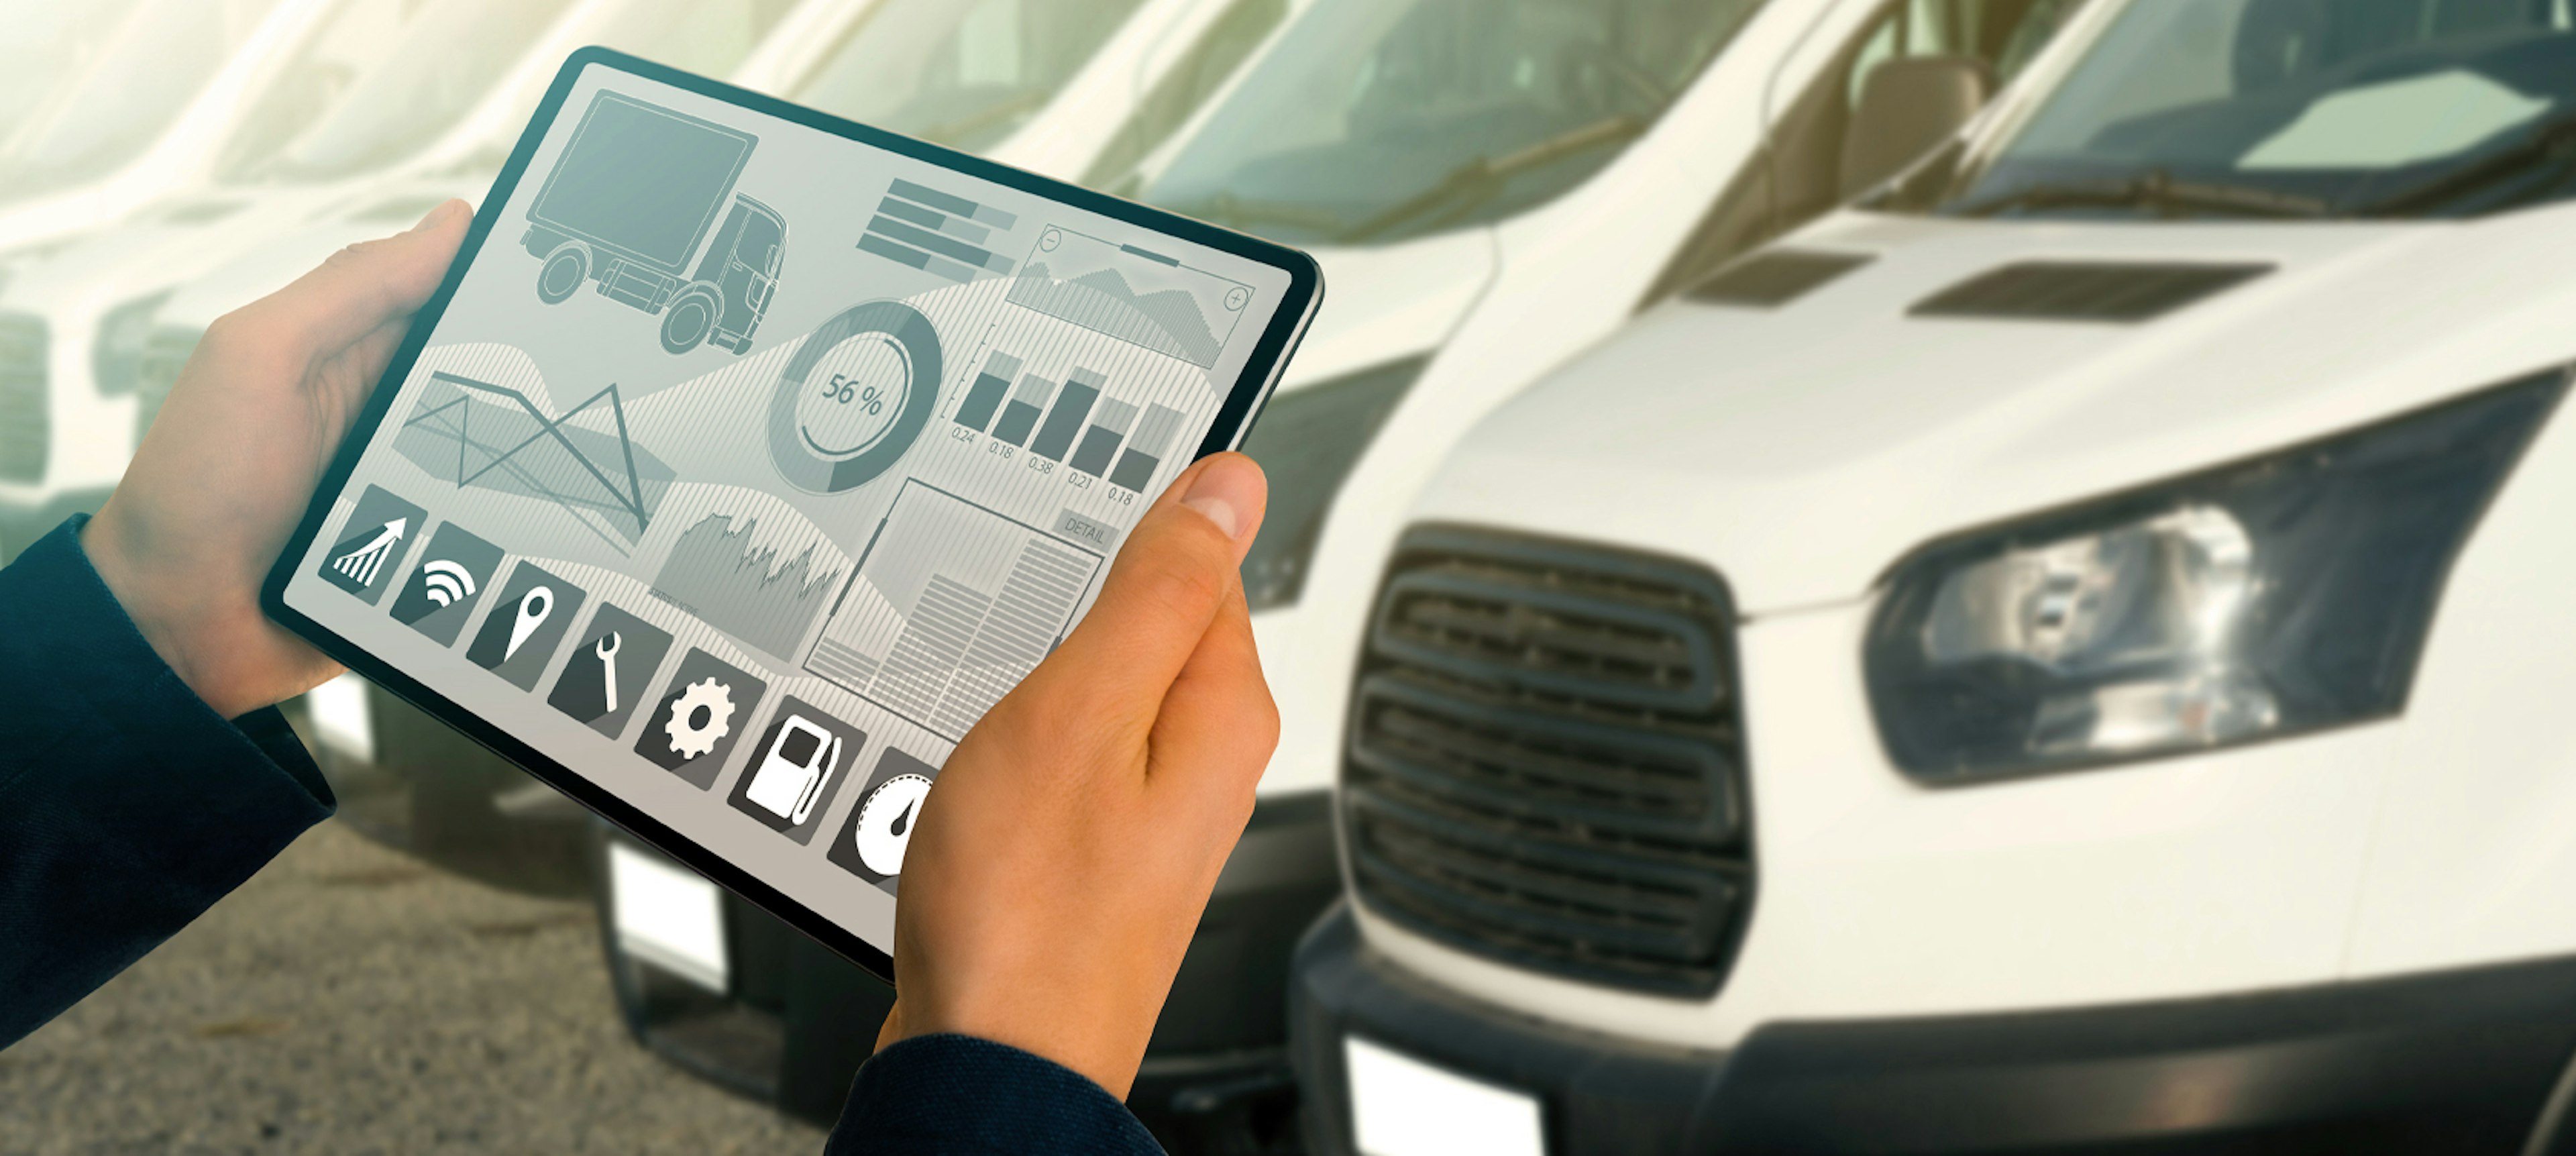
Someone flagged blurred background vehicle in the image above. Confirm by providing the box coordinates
[0,0,297,252]
[1293,1,2576,1153]
[0,0,633,560]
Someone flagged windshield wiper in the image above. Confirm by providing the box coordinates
[2351,108,2576,218]
[1159,191,1353,238]
[1953,169,2333,219]
[1338,115,1644,243]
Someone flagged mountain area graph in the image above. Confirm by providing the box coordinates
[394,370,674,542]
[654,512,845,664]
[650,511,845,660]
[1006,227,1249,368]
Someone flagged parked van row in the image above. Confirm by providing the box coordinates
[13,0,2570,1153]
[0,0,2090,1151]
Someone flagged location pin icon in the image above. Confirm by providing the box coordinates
[506,585,554,661]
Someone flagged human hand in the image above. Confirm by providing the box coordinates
[874,452,1277,1098]
[83,200,472,719]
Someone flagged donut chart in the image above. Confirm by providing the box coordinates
[768,301,944,493]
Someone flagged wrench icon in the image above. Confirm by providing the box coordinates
[592,631,622,714]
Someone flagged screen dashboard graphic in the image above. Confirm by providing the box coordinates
[283,64,1295,951]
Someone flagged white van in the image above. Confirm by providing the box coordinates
[1110,0,2084,818]
[1293,3,2576,1152]
[0,0,304,246]
[0,0,692,551]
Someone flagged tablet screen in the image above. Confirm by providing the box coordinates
[274,54,1311,965]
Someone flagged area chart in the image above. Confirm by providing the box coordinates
[1005,227,1251,368]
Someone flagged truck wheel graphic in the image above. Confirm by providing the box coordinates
[767,301,943,494]
[660,284,722,355]
[537,244,589,305]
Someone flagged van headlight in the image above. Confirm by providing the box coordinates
[1864,373,2564,783]
[93,291,170,397]
[1237,357,1424,610]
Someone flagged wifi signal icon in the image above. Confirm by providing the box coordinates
[421,560,478,608]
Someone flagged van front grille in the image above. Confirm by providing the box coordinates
[1344,526,1752,997]
[0,313,48,484]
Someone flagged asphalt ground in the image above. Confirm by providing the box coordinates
[0,821,830,1155]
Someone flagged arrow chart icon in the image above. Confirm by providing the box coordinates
[329,517,408,588]
[318,486,426,603]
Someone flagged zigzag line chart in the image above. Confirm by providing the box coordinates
[394,369,675,545]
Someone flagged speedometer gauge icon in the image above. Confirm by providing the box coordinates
[768,301,943,493]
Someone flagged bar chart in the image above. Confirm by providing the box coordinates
[950,348,1192,494]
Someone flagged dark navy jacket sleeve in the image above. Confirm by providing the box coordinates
[830,1034,1166,1155]
[0,516,334,1048]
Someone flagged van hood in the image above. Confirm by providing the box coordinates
[159,177,488,329]
[1273,229,1497,392]
[0,189,343,312]
[1415,205,2576,614]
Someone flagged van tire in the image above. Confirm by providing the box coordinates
[660,285,722,355]
[537,245,589,305]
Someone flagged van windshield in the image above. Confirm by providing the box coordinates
[793,0,1146,154]
[1937,0,2576,219]
[1133,0,1766,246]
[0,0,149,130]
[0,0,280,202]
[225,0,580,183]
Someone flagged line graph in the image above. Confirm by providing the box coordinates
[650,511,845,660]
[394,370,674,543]
[1006,227,1250,368]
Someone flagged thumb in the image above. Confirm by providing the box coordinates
[1043,454,1267,719]
[250,199,472,356]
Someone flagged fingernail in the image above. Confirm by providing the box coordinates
[1180,457,1261,541]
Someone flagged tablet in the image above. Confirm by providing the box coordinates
[264,48,1320,981]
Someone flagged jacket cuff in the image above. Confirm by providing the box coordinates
[829,1033,1163,1155]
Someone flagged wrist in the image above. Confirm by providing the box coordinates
[80,507,256,717]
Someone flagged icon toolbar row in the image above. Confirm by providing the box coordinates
[319,485,926,894]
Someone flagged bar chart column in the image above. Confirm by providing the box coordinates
[991,374,1054,446]
[1069,398,1138,478]
[1110,404,1187,493]
[1029,369,1102,462]
[953,351,1021,432]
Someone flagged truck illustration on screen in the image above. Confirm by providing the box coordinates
[523,91,785,356]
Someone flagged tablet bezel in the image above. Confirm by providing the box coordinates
[261,46,1322,984]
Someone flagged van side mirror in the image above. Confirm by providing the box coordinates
[1839,56,1992,199]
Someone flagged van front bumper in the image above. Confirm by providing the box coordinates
[1291,905,2576,1155]
[594,792,1342,1154]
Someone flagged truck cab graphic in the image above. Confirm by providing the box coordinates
[523,91,784,356]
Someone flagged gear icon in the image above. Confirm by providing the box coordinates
[663,677,736,760]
